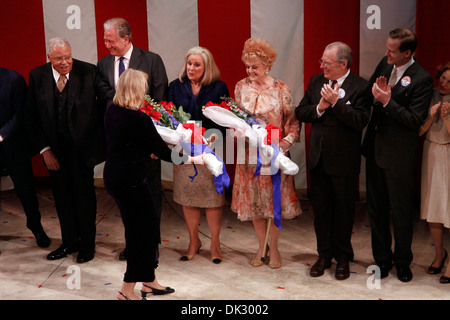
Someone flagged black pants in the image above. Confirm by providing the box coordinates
[310,157,357,262]
[49,141,97,250]
[0,144,42,232]
[365,157,414,266]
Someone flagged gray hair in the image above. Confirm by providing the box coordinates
[47,37,71,55]
[104,17,132,42]
[326,41,353,68]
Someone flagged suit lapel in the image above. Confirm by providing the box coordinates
[106,55,115,87]
[66,60,80,117]
[44,64,56,119]
[129,47,142,70]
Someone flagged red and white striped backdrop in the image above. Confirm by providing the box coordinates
[1,0,449,193]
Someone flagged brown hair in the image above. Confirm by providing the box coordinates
[436,61,450,79]
[389,28,417,54]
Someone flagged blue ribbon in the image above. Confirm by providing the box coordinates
[253,143,283,229]
[180,142,230,195]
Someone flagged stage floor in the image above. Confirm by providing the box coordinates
[0,184,449,301]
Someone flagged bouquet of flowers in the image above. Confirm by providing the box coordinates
[140,96,192,145]
[202,97,299,176]
[141,96,229,193]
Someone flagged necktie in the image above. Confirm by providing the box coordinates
[330,80,337,89]
[388,68,398,86]
[119,56,125,78]
[57,74,67,92]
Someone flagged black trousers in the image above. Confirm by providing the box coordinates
[49,141,97,251]
[0,144,42,232]
[365,157,414,266]
[310,156,357,262]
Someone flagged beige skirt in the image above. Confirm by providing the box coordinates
[173,164,225,208]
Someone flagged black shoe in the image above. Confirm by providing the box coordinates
[310,257,332,277]
[428,250,448,274]
[335,260,350,280]
[440,275,450,284]
[32,229,51,248]
[377,261,393,279]
[77,248,95,263]
[396,265,413,282]
[119,248,127,261]
[141,284,175,297]
[47,244,79,260]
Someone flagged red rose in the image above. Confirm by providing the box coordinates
[265,124,282,145]
[205,101,217,108]
[149,110,162,120]
[183,123,206,144]
[220,101,230,110]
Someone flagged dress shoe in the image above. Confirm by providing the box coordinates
[119,248,127,261]
[77,248,95,263]
[180,245,201,261]
[335,260,350,280]
[377,261,393,279]
[396,265,413,282]
[32,229,51,248]
[141,284,175,298]
[428,250,448,274]
[439,275,450,284]
[310,257,332,277]
[47,244,79,260]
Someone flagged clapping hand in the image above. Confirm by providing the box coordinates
[321,83,340,105]
[441,101,450,120]
[372,76,392,105]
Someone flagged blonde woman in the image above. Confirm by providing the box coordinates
[104,69,195,300]
[168,46,229,264]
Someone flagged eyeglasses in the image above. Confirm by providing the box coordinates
[319,59,333,68]
[51,55,72,63]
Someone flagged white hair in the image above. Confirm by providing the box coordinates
[47,37,71,55]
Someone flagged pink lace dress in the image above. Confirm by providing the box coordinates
[231,77,302,221]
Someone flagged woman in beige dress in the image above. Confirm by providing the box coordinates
[419,62,450,284]
[168,47,229,264]
[231,38,302,269]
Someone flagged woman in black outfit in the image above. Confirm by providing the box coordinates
[103,69,196,300]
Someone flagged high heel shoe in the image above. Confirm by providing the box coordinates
[440,275,450,284]
[118,291,131,300]
[428,250,448,274]
[250,246,269,267]
[118,291,145,300]
[211,256,223,264]
[141,283,175,298]
[269,259,282,269]
[180,245,202,261]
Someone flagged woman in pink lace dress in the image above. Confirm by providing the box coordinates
[231,38,302,268]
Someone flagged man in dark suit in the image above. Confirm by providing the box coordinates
[296,42,371,280]
[362,28,433,282]
[0,67,50,248]
[98,17,168,260]
[25,38,113,263]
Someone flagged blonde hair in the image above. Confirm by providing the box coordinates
[241,38,277,70]
[113,69,148,110]
[178,46,221,86]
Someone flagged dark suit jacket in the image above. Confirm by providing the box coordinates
[97,45,168,102]
[25,59,114,168]
[0,67,34,160]
[362,56,433,170]
[296,71,371,177]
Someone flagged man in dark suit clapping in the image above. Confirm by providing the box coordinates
[362,28,433,282]
[296,42,371,280]
[25,38,113,263]
[97,17,168,260]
